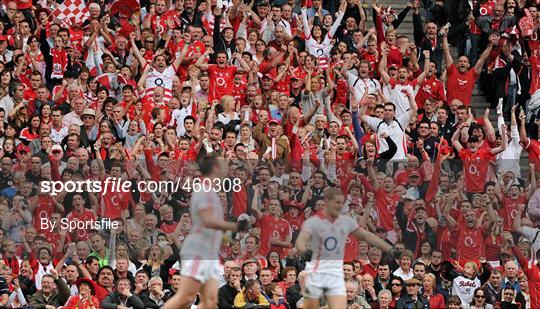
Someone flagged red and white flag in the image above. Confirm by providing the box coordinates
[52,0,90,25]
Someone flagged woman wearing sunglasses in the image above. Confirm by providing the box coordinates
[466,287,493,309]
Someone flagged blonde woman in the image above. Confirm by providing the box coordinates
[217,95,240,130]
[422,273,446,308]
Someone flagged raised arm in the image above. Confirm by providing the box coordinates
[489,124,507,155]
[451,124,464,152]
[416,50,431,84]
[378,43,391,84]
[442,27,453,68]
[328,1,347,38]
[474,36,494,73]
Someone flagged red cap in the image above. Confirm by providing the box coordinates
[268,119,280,125]
[0,36,7,42]
[409,170,421,177]
[17,144,29,154]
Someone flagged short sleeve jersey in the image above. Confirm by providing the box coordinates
[301,212,359,274]
[181,190,224,259]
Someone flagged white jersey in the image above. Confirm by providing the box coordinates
[145,65,175,102]
[181,190,224,260]
[347,73,382,100]
[302,213,359,274]
[365,114,410,161]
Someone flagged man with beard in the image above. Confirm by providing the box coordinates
[427,250,444,280]
[29,270,70,308]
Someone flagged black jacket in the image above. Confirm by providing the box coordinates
[395,294,430,309]
[100,291,145,309]
[396,202,437,254]
[218,284,239,309]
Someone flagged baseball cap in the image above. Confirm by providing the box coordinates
[82,109,96,118]
[262,73,273,80]
[268,119,280,125]
[409,170,421,178]
[0,36,6,42]
[51,144,63,153]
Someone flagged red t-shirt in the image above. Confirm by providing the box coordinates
[446,64,478,106]
[33,195,56,231]
[375,188,400,231]
[451,225,488,263]
[415,76,446,108]
[526,139,540,173]
[500,195,526,231]
[484,234,504,262]
[258,214,280,257]
[66,209,96,241]
[207,64,237,102]
[344,235,359,262]
[269,218,291,259]
[458,148,494,193]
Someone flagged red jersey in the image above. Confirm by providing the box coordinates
[374,188,400,231]
[207,64,237,102]
[458,148,494,193]
[415,75,446,108]
[446,64,478,106]
[100,187,131,219]
[451,225,488,263]
[500,195,526,231]
[269,218,291,259]
[282,212,304,233]
[66,209,96,241]
[232,80,247,106]
[344,235,358,262]
[484,234,504,262]
[33,195,56,231]
[526,139,540,173]
[257,214,275,257]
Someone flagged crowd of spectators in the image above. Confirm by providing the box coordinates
[0,0,535,307]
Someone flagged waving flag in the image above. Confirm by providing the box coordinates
[52,0,90,25]
[110,0,140,17]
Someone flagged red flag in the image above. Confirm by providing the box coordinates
[117,19,136,38]
[51,0,90,25]
[110,0,140,17]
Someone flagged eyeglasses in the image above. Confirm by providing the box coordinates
[504,293,514,296]
[391,283,402,286]
[475,295,486,299]
[145,40,155,43]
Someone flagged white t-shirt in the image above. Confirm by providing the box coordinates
[365,113,411,161]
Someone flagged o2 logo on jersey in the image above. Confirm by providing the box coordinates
[464,236,478,248]
[324,236,338,251]
[154,78,164,86]
[216,77,226,86]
